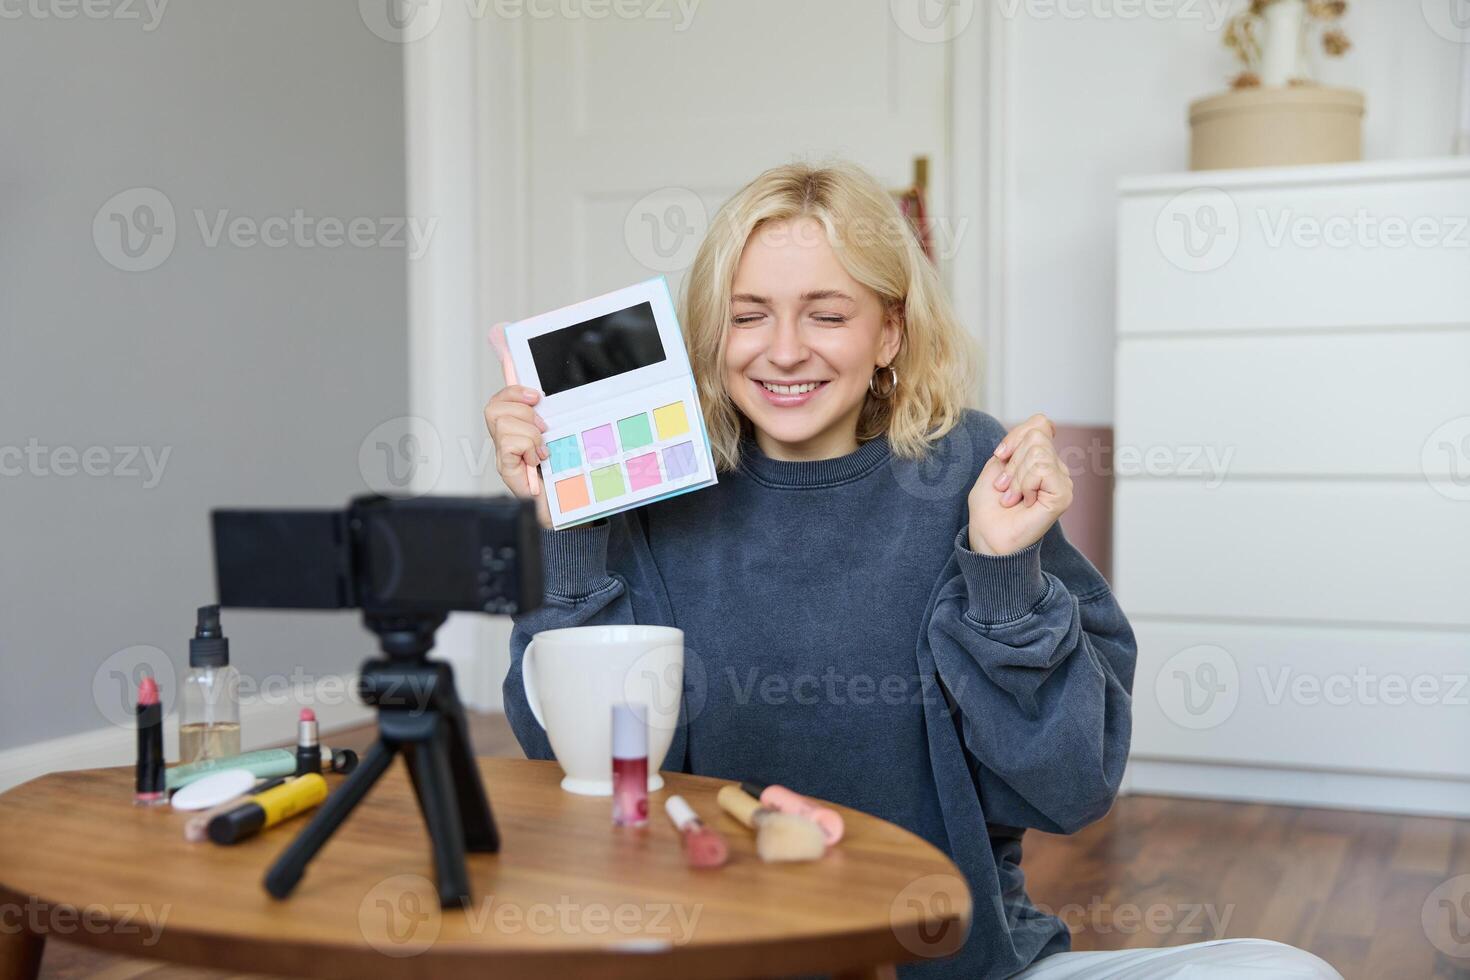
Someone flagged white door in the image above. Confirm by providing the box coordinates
[521,0,956,313]
[457,1,966,709]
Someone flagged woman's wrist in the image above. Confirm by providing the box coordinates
[538,522,613,599]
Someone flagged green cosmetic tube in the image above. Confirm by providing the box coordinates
[165,746,355,791]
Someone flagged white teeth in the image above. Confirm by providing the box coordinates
[759,381,820,395]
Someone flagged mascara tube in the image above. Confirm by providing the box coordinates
[207,773,328,845]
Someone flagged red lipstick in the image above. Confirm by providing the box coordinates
[134,675,166,807]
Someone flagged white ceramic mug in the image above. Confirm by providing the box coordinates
[521,624,684,795]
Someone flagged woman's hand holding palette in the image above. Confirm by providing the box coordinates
[498,278,718,529]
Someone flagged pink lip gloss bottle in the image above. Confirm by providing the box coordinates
[611,703,649,827]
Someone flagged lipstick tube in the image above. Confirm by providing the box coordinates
[295,708,321,777]
[134,675,166,807]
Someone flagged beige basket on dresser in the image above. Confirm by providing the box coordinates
[1189,86,1365,171]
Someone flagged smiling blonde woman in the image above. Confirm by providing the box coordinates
[485,162,1341,980]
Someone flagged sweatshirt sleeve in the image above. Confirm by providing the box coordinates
[924,519,1137,834]
[503,510,684,766]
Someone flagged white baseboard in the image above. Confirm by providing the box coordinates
[1125,757,1470,818]
[0,672,373,794]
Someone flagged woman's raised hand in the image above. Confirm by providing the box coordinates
[967,413,1074,557]
[483,384,553,529]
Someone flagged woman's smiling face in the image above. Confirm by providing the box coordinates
[723,216,901,462]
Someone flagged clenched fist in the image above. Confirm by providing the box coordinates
[968,414,1073,557]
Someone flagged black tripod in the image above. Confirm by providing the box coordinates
[263,612,499,907]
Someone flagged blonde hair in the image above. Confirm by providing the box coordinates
[680,160,975,470]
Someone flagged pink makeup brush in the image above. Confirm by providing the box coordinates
[664,795,729,869]
[740,780,845,846]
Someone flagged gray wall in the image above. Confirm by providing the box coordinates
[0,2,409,748]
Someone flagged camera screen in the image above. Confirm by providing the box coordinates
[528,302,667,396]
[363,508,484,606]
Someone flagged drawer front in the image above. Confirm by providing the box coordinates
[1116,330,1470,476]
[1130,618,1470,779]
[1114,480,1470,628]
[1118,173,1470,335]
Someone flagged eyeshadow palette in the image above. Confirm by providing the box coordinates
[502,278,717,529]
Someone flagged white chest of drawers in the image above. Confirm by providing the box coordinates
[1113,158,1470,816]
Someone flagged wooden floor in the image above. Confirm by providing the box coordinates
[37,713,1470,979]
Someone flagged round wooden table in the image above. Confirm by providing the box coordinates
[0,758,971,979]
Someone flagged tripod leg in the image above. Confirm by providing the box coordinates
[263,739,395,899]
[410,731,471,908]
[444,698,499,852]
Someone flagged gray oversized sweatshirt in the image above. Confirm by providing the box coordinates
[504,408,1137,978]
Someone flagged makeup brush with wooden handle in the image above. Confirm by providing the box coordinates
[716,784,826,863]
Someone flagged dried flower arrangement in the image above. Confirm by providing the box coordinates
[1224,0,1351,89]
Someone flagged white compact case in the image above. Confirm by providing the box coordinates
[504,277,717,529]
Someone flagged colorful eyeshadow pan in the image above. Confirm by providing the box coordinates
[625,452,661,491]
[547,436,581,473]
[590,464,625,501]
[541,399,706,523]
[653,402,689,440]
[663,441,698,480]
[554,474,590,511]
[618,413,654,450]
[582,423,618,464]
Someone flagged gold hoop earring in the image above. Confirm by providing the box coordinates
[869,365,898,399]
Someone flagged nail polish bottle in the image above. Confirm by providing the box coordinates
[611,703,648,827]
